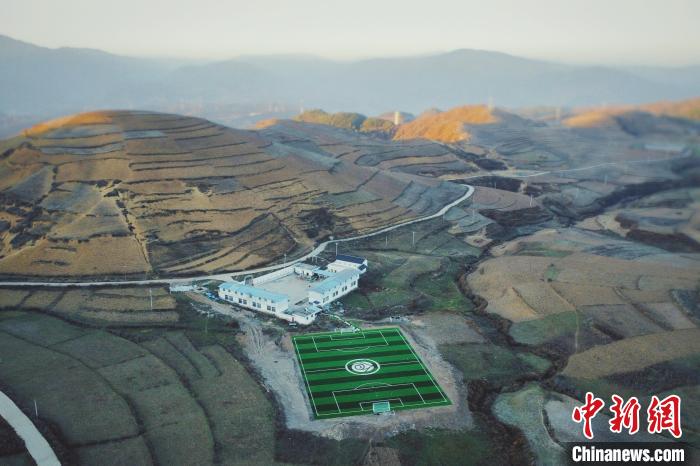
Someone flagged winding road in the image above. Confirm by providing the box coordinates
[0,184,475,287]
[0,150,690,289]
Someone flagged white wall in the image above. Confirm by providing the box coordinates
[218,288,289,314]
[251,265,295,286]
[308,273,359,305]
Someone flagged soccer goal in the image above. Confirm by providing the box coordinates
[372,401,392,415]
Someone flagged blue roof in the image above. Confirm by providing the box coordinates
[219,282,287,303]
[310,269,359,294]
[335,254,365,264]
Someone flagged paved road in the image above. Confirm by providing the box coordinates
[0,392,61,466]
[0,151,690,288]
[0,184,475,287]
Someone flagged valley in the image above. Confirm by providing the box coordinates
[0,104,698,465]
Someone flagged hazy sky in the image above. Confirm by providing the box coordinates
[3,0,699,65]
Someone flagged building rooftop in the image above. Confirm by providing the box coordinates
[335,254,366,265]
[294,263,318,271]
[219,281,287,303]
[310,269,359,295]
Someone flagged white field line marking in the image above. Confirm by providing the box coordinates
[332,392,341,414]
[304,360,418,374]
[292,337,320,417]
[329,330,368,341]
[311,336,320,353]
[334,383,413,412]
[359,398,404,411]
[319,330,389,350]
[333,382,417,397]
[317,400,449,417]
[312,341,389,352]
[412,382,426,404]
[396,331,448,403]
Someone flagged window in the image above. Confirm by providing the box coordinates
[267,305,272,311]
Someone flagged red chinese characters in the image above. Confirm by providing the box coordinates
[609,394,641,434]
[572,392,605,439]
[572,392,683,440]
[647,395,682,438]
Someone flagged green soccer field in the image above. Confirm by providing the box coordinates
[292,327,451,419]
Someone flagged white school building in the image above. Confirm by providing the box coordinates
[217,255,367,325]
[327,254,368,274]
[218,282,289,314]
[308,269,359,306]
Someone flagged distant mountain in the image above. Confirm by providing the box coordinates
[0,35,176,115]
[1,34,700,121]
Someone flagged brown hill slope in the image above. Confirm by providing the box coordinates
[393,105,498,143]
[0,111,466,278]
[564,97,700,128]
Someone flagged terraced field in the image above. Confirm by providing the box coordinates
[1,106,699,465]
[0,111,469,279]
[0,309,277,466]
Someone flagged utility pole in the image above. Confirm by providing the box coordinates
[385,235,388,247]
[34,400,38,419]
[412,231,415,248]
[149,288,153,311]
[529,195,533,207]
[335,243,338,256]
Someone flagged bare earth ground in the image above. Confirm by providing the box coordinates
[190,294,473,440]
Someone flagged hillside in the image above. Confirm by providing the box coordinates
[393,105,499,142]
[0,111,467,278]
[563,97,700,128]
[294,110,394,133]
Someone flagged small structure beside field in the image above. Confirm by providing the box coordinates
[218,254,367,325]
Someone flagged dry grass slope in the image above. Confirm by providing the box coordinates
[393,105,498,142]
[0,110,468,278]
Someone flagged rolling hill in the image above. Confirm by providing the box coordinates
[564,97,700,128]
[0,111,468,278]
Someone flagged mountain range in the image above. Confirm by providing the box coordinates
[2,34,700,123]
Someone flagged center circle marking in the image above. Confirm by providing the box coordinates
[345,359,381,375]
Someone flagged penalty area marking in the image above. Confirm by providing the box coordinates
[310,329,389,353]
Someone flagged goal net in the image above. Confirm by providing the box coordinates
[372,401,392,414]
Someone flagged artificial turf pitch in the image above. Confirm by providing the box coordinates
[292,327,451,419]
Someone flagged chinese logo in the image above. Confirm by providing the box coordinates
[345,358,381,375]
[572,392,681,439]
